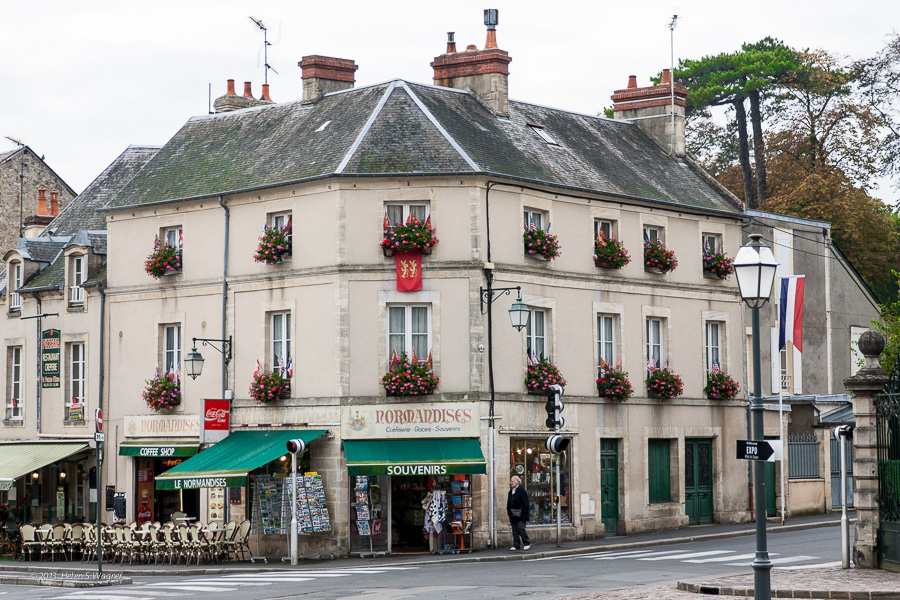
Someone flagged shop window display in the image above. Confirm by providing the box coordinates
[509,438,571,525]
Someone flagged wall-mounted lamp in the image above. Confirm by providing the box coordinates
[184,336,233,380]
[32,472,39,480]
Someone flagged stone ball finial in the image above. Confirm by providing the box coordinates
[858,330,886,372]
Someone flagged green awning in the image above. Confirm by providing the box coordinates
[155,429,326,490]
[119,441,199,458]
[0,442,91,490]
[343,438,486,476]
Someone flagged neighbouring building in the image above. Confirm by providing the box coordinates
[98,14,753,556]
[0,146,159,523]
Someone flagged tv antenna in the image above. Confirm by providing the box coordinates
[668,14,679,156]
[249,16,279,85]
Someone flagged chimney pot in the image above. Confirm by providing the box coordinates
[299,55,358,104]
[243,82,253,98]
[610,70,688,156]
[446,32,456,53]
[50,190,59,216]
[226,79,236,95]
[660,69,672,84]
[627,75,637,88]
[466,44,478,51]
[37,186,48,216]
[260,84,273,102]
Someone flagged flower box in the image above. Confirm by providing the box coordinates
[249,370,291,404]
[705,372,740,400]
[381,217,438,254]
[525,358,566,393]
[643,240,677,273]
[144,243,182,279]
[597,368,633,402]
[593,233,630,269]
[702,250,735,280]
[646,367,683,400]
[143,372,181,411]
[382,352,439,396]
[254,222,292,265]
[523,225,560,260]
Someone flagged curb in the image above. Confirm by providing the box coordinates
[0,574,132,588]
[676,581,900,599]
[0,518,841,578]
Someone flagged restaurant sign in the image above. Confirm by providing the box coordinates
[0,480,13,492]
[341,401,480,440]
[41,329,61,388]
[124,414,201,438]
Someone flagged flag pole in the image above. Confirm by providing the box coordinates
[779,369,785,526]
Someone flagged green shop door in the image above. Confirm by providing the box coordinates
[600,439,618,536]
[684,439,713,525]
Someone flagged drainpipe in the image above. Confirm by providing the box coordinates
[34,295,42,433]
[218,196,229,397]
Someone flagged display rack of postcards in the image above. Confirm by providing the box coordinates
[283,472,334,559]
[350,475,386,557]
[448,475,473,552]
[250,475,287,563]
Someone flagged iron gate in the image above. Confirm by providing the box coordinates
[876,358,900,568]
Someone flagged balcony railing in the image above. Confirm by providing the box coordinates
[70,285,84,305]
[9,292,21,310]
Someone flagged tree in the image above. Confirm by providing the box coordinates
[872,270,900,372]
[855,33,900,185]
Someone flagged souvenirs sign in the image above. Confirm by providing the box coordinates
[342,401,480,440]
[41,329,61,388]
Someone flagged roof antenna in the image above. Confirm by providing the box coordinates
[249,16,279,85]
[668,14,679,156]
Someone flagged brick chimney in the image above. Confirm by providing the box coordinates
[49,189,59,216]
[610,69,687,156]
[431,9,512,118]
[213,79,273,113]
[299,56,358,105]
[36,186,48,216]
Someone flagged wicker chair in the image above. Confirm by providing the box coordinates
[20,524,41,561]
[67,523,85,560]
[46,524,67,561]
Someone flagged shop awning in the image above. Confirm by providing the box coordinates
[0,442,90,491]
[155,429,327,490]
[119,441,199,458]
[343,438,486,476]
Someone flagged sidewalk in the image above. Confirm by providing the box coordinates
[5,512,894,599]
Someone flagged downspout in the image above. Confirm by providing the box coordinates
[485,181,496,548]
[33,294,42,434]
[97,282,106,440]
[218,196,229,397]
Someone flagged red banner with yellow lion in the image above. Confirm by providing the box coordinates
[394,250,423,291]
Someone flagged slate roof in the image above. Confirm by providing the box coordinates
[20,255,65,292]
[12,237,69,264]
[107,80,741,215]
[43,146,160,236]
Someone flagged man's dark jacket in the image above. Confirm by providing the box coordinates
[507,485,530,522]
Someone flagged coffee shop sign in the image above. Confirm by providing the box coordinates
[341,402,480,439]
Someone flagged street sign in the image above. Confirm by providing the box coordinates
[95,408,103,433]
[98,442,104,465]
[736,440,775,461]
[94,432,105,442]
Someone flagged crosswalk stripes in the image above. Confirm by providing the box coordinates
[537,547,833,569]
[61,566,420,598]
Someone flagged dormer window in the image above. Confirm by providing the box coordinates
[8,262,22,312]
[527,122,559,146]
[69,255,86,306]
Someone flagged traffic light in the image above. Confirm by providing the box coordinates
[546,434,570,454]
[544,384,565,430]
[286,439,306,454]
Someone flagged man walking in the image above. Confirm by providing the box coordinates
[507,475,531,551]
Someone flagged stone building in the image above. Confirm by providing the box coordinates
[0,146,76,257]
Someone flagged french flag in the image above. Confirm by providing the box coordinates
[779,275,805,352]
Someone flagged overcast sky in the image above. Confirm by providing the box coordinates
[2,0,898,201]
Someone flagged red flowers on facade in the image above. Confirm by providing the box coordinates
[144,241,182,278]
[382,351,439,396]
[143,372,181,411]
[523,225,560,260]
[643,240,677,273]
[597,368,633,402]
[704,372,740,400]
[645,367,684,399]
[249,370,291,404]
[593,233,630,269]
[254,221,292,265]
[525,358,566,392]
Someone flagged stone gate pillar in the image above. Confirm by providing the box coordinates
[844,330,889,568]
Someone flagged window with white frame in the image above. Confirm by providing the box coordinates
[388,305,430,361]
[706,322,722,372]
[523,209,545,232]
[643,226,662,244]
[162,324,181,376]
[594,219,614,240]
[527,123,559,145]
[70,255,86,305]
[163,226,183,250]
[646,318,664,369]
[6,346,22,420]
[597,314,616,368]
[386,203,428,228]
[68,342,86,410]
[9,262,22,311]
[270,311,292,371]
[702,233,720,255]
[526,308,547,361]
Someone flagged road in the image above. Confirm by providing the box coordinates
[6,526,843,600]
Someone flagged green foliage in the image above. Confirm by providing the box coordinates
[872,270,900,371]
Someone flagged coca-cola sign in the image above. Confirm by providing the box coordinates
[204,399,230,431]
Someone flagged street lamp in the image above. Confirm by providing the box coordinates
[184,336,232,380]
[480,271,530,548]
[733,233,778,600]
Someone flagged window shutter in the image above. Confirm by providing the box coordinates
[648,439,671,503]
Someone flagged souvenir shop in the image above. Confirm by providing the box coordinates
[341,402,486,555]
[509,436,571,526]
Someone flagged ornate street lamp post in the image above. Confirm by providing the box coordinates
[733,233,778,600]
